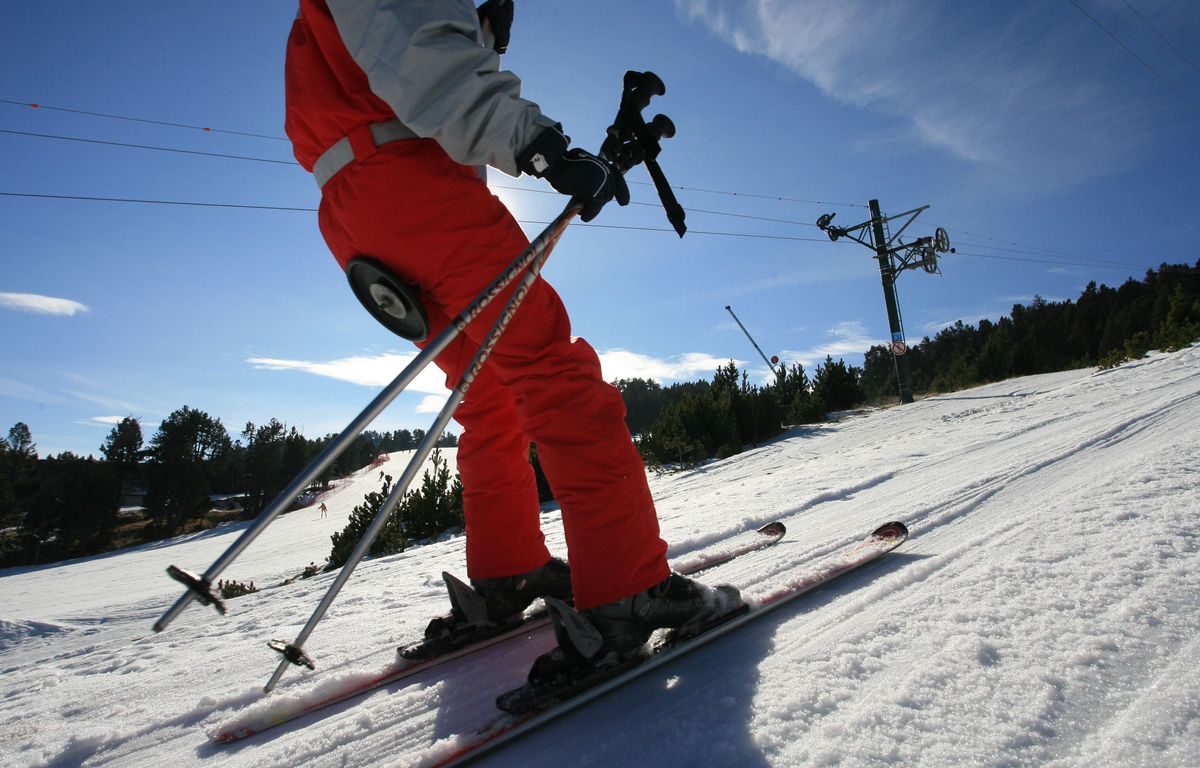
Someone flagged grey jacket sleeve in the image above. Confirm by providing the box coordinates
[326,0,557,177]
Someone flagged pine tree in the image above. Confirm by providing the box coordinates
[30,452,120,559]
[1,423,39,559]
[144,407,230,535]
[327,474,408,570]
[400,449,464,541]
[813,356,864,414]
[101,417,143,500]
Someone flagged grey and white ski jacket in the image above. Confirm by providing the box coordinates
[324,0,558,177]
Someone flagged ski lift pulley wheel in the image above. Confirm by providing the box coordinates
[934,227,951,253]
[922,248,939,274]
[345,257,430,342]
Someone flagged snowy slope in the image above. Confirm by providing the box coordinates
[2,345,1198,767]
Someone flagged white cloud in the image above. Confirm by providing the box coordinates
[0,292,89,316]
[246,352,448,393]
[238,346,732,439]
[249,348,748,392]
[599,349,734,382]
[675,0,1160,190]
[0,377,67,405]
[415,393,450,414]
[782,319,881,367]
[88,416,128,426]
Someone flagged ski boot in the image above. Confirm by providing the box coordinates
[524,572,745,687]
[400,557,572,660]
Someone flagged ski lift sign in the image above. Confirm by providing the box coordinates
[890,333,907,356]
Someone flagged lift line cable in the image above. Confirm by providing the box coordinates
[0,102,861,208]
[1119,0,1200,77]
[0,98,289,142]
[0,190,829,242]
[3,191,1171,272]
[1,125,1163,270]
[1066,0,1200,113]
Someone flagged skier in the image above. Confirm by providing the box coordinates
[283,0,742,674]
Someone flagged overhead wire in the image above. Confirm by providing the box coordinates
[0,191,832,243]
[946,226,1088,261]
[0,191,314,212]
[1119,0,1200,76]
[0,98,289,142]
[0,100,1171,273]
[1066,0,1200,113]
[1,190,1163,272]
[952,247,1147,271]
[0,97,853,208]
[0,128,297,166]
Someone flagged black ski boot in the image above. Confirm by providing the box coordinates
[472,557,573,622]
[527,572,744,685]
[402,558,572,659]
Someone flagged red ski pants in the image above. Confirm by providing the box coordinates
[315,138,669,609]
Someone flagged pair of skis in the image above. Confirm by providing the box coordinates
[211,520,786,743]
[211,520,908,767]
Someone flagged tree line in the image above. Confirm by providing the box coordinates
[617,355,863,466]
[859,261,1200,401]
[3,261,1197,568]
[618,261,1199,468]
[0,413,457,567]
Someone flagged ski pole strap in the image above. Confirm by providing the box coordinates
[313,119,419,190]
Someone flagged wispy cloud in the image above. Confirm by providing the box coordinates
[0,376,73,407]
[246,353,448,393]
[781,319,881,366]
[0,292,89,316]
[87,416,131,427]
[675,0,1161,190]
[248,349,734,391]
[415,394,450,414]
[599,350,734,382]
[922,292,1069,334]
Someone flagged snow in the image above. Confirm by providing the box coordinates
[2,345,1199,767]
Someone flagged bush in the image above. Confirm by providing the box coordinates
[327,474,408,570]
[326,450,464,571]
[217,579,258,599]
[400,450,464,541]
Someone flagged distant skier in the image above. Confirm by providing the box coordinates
[318,502,328,519]
[283,0,741,677]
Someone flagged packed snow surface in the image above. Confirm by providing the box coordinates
[2,346,1199,767]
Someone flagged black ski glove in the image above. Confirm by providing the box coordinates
[517,126,630,223]
[477,0,514,54]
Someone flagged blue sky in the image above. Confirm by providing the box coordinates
[2,0,1198,457]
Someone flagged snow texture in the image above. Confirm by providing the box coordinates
[2,345,1199,767]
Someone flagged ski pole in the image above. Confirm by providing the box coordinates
[263,203,580,692]
[153,204,580,634]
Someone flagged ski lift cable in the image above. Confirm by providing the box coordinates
[0,99,859,208]
[0,123,1172,271]
[1,191,1175,275]
[1066,0,1200,113]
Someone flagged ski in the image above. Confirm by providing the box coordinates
[209,520,785,743]
[429,521,908,767]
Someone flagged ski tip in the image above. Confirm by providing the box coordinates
[757,521,786,537]
[871,521,909,542]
